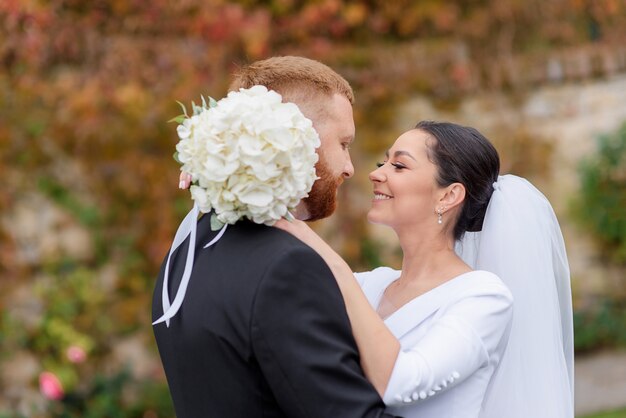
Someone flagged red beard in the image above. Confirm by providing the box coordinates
[303,158,343,221]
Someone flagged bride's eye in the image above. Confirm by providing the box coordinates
[391,163,406,170]
[376,161,385,168]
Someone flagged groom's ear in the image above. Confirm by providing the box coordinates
[439,183,466,211]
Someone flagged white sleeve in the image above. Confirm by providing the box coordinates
[353,271,368,287]
[383,283,513,405]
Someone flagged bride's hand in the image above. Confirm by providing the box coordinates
[274,219,347,272]
[179,172,192,189]
[274,218,326,253]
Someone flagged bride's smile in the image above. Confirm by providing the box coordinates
[373,192,393,201]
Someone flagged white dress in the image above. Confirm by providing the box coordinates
[355,267,513,418]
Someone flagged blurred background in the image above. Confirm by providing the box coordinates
[1,0,626,417]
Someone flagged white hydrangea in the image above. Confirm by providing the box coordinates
[175,85,320,226]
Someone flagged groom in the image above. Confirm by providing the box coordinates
[152,57,400,418]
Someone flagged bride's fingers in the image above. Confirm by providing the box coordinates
[178,172,191,189]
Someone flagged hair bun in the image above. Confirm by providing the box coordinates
[415,121,500,240]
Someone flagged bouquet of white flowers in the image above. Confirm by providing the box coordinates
[154,86,320,327]
[174,85,320,228]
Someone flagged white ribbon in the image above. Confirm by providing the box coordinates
[153,203,228,327]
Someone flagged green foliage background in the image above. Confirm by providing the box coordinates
[575,122,626,263]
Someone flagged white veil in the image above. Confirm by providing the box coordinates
[456,174,574,418]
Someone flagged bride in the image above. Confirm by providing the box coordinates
[276,121,574,418]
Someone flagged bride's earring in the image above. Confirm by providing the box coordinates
[436,206,446,225]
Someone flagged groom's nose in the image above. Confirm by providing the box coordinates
[343,157,354,178]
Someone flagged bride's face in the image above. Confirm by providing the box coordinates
[367,129,442,229]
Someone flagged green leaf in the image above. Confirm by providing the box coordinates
[201,95,208,108]
[209,97,218,108]
[176,100,188,117]
[173,151,181,163]
[191,100,203,116]
[167,115,186,124]
[210,213,225,231]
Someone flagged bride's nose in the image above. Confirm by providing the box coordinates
[369,166,385,183]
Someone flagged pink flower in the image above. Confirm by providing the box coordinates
[66,345,86,364]
[39,371,64,400]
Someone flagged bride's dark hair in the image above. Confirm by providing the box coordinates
[415,120,500,240]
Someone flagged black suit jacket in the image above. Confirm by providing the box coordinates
[152,214,400,418]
